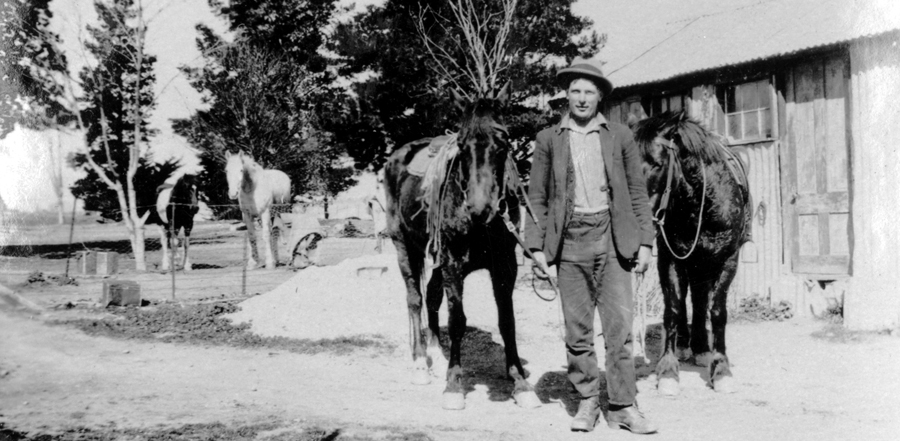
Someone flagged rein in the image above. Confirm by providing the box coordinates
[653,136,707,260]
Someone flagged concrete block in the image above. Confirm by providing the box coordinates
[78,251,97,275]
[101,280,142,307]
[96,252,119,276]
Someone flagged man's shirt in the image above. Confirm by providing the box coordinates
[565,113,610,213]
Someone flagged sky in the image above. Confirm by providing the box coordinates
[1,0,894,212]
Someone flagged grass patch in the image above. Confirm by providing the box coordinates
[51,301,394,355]
[729,294,793,322]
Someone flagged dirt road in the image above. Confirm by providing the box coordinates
[2,259,899,440]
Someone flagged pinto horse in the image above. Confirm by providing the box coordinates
[383,84,540,410]
[148,174,199,271]
[634,110,752,396]
[224,151,291,270]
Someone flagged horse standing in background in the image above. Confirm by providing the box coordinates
[224,151,291,270]
[383,84,541,411]
[149,174,200,271]
[633,110,752,396]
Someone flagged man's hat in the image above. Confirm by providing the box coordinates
[556,57,614,96]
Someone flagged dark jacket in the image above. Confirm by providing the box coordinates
[525,116,655,264]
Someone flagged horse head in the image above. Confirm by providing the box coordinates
[452,82,511,223]
[634,111,691,210]
[172,174,199,206]
[224,151,244,200]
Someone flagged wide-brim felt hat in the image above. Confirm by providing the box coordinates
[556,57,614,96]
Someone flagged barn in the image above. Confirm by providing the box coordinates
[598,0,900,330]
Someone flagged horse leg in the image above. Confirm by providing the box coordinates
[394,238,429,385]
[656,256,689,396]
[708,252,740,393]
[442,263,467,410]
[688,274,714,367]
[490,254,540,409]
[424,270,448,379]
[182,232,192,272]
[159,225,170,271]
[675,286,692,361]
[243,211,259,269]
[261,208,275,269]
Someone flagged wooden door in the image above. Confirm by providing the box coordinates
[781,55,851,276]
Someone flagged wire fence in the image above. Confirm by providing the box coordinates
[0,199,391,304]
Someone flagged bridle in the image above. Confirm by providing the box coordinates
[652,135,707,260]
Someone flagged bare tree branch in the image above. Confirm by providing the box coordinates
[414,0,518,96]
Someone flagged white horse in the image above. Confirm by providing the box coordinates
[224,151,291,270]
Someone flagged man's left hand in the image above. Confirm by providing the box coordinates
[634,245,652,273]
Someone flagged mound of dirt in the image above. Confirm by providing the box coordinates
[225,254,411,346]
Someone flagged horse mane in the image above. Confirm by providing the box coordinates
[635,110,728,164]
[458,98,508,144]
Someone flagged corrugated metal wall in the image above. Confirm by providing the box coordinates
[729,141,784,307]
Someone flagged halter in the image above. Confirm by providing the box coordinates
[652,135,707,260]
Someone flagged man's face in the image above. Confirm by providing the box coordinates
[567,78,602,122]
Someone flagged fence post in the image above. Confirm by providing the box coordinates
[169,208,176,301]
[242,227,248,297]
[63,197,78,279]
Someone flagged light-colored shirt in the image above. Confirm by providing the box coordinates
[565,113,609,213]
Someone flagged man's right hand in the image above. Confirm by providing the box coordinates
[531,251,550,280]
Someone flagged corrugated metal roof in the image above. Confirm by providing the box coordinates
[604,0,900,89]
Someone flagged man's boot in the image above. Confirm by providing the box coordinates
[570,395,601,432]
[607,404,658,434]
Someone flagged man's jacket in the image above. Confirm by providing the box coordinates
[525,117,655,265]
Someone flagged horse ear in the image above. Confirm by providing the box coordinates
[225,150,232,160]
[495,81,510,106]
[450,88,467,113]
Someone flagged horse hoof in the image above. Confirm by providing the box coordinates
[513,391,541,409]
[428,353,449,378]
[713,376,736,394]
[658,377,680,396]
[693,352,714,367]
[442,392,465,410]
[411,369,431,385]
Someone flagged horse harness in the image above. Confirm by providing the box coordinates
[652,134,751,260]
[652,136,708,260]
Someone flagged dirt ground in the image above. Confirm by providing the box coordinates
[2,221,899,440]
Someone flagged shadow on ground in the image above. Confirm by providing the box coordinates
[434,326,538,403]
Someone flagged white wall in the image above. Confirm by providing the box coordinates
[845,35,900,330]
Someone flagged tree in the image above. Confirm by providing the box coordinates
[1,0,75,223]
[67,0,163,270]
[329,0,604,173]
[173,0,354,217]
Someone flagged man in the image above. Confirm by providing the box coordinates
[526,57,657,434]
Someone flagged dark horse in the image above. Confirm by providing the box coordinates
[383,84,540,410]
[146,174,200,271]
[633,110,751,396]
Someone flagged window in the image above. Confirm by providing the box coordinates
[717,79,773,142]
[644,93,690,116]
